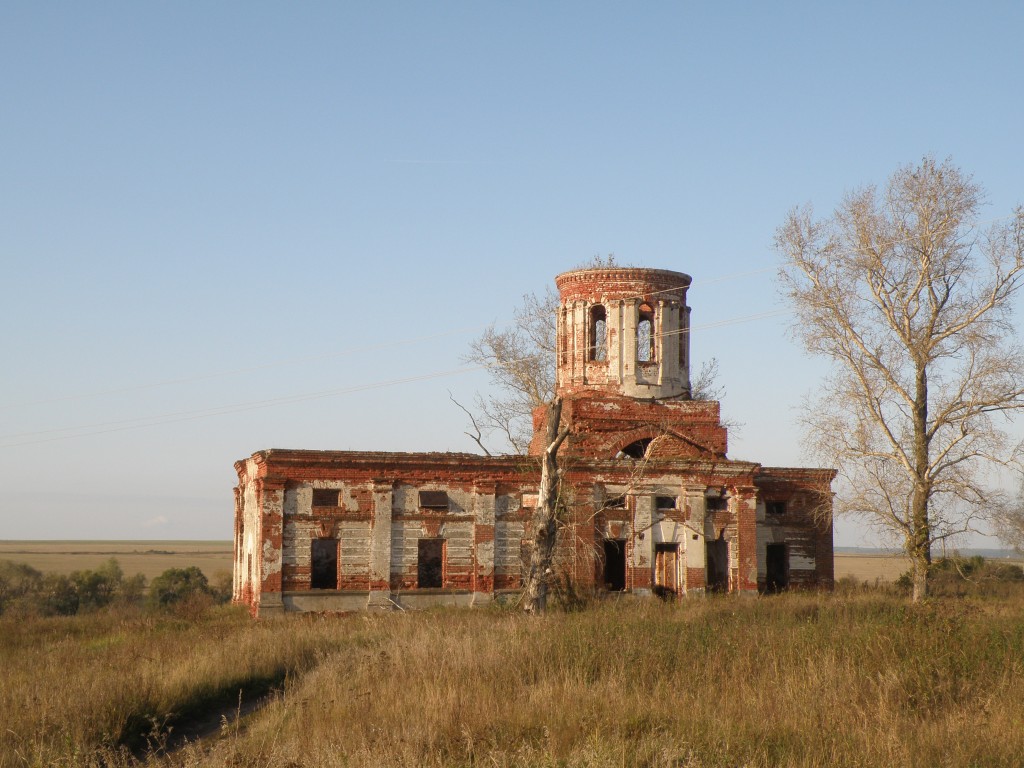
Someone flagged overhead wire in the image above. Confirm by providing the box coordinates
[0,323,488,412]
[0,364,491,448]
[9,209,1016,451]
[0,260,789,416]
[0,307,796,448]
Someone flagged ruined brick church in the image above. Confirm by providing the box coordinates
[233,267,834,615]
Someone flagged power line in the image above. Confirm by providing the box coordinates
[657,308,792,339]
[0,364,490,448]
[1,263,794,413]
[0,308,793,447]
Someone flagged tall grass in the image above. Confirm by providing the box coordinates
[0,605,353,767]
[4,592,1024,767]
[183,594,1024,768]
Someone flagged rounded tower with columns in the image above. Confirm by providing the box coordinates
[554,267,692,400]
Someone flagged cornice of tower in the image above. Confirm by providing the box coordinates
[554,267,692,303]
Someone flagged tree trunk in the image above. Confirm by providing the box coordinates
[910,363,931,602]
[523,397,570,615]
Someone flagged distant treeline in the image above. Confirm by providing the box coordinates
[0,557,232,617]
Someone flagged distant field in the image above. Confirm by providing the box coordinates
[834,552,1024,583]
[0,540,232,580]
[834,553,911,582]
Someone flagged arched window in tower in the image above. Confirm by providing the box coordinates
[589,305,607,361]
[559,308,568,365]
[637,303,655,363]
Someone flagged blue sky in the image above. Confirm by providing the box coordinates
[1,3,1022,544]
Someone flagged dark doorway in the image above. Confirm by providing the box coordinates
[765,543,790,593]
[705,534,729,592]
[603,539,627,591]
[310,539,338,589]
[417,538,445,588]
[654,543,679,598]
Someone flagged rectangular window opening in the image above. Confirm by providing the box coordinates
[310,539,338,589]
[766,501,787,515]
[312,488,340,508]
[419,490,449,510]
[706,497,728,512]
[656,495,677,511]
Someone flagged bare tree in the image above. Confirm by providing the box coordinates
[463,288,558,454]
[776,156,1024,601]
[690,357,725,401]
[991,477,1024,553]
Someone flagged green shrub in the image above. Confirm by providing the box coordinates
[40,573,80,615]
[149,566,214,608]
[0,560,44,614]
[70,558,124,611]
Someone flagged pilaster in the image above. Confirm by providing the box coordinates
[367,480,393,609]
[472,482,496,603]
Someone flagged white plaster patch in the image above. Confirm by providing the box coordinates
[262,539,282,575]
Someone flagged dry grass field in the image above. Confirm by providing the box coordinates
[4,541,1024,767]
[0,540,232,581]
[3,592,1024,768]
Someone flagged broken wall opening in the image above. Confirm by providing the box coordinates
[417,538,445,588]
[705,533,728,592]
[311,538,338,589]
[765,542,789,592]
[603,539,627,591]
[619,439,652,459]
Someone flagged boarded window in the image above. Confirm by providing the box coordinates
[310,539,338,589]
[419,490,449,510]
[589,304,607,361]
[312,488,340,507]
[656,495,677,510]
[766,501,787,515]
[417,538,445,588]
